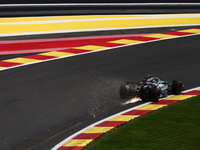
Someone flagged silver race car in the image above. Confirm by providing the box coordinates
[120,75,184,102]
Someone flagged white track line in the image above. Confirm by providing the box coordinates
[1,3,200,7]
[2,14,200,25]
[51,102,151,150]
[51,86,200,150]
[0,24,200,37]
[0,33,151,44]
[1,31,200,73]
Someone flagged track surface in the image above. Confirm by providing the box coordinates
[1,4,200,17]
[0,33,200,150]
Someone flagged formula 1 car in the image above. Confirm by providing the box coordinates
[120,75,184,102]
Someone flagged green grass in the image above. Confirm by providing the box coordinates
[84,96,200,150]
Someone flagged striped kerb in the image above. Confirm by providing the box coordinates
[0,28,200,71]
[57,89,200,150]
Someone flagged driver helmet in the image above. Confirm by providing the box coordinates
[147,77,156,83]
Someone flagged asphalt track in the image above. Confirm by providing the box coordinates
[1,4,200,17]
[0,31,200,149]
[0,7,200,150]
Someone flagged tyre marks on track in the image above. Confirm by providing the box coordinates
[0,28,200,71]
[53,87,200,150]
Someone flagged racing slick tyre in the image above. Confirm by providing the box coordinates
[172,80,182,95]
[149,87,160,102]
[120,84,129,98]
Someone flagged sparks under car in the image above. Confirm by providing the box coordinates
[120,75,184,102]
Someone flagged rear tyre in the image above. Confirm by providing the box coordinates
[172,80,182,95]
[149,88,160,102]
[120,84,129,98]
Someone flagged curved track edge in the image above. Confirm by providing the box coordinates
[0,28,200,72]
[52,86,200,150]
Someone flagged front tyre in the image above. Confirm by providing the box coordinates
[149,88,160,102]
[172,80,182,95]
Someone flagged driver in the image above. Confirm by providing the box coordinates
[143,75,168,92]
[146,77,156,84]
[143,75,157,85]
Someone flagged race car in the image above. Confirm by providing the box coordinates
[119,75,184,102]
